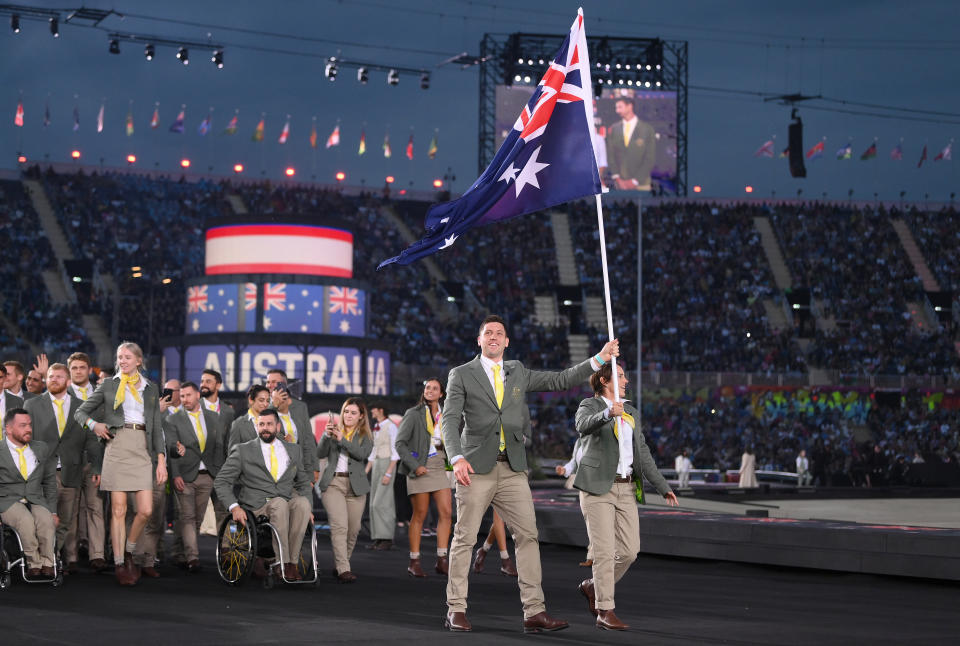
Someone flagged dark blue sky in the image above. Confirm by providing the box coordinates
[3,0,958,200]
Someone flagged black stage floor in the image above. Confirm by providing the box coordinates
[2,533,957,645]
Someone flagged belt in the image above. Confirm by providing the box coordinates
[496,453,509,462]
[122,423,147,430]
[335,472,350,477]
[613,476,633,484]
[198,469,210,476]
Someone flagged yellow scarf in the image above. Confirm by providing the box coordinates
[247,408,259,425]
[344,426,358,442]
[113,372,143,410]
[424,406,442,436]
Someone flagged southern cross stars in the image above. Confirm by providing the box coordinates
[497,146,549,198]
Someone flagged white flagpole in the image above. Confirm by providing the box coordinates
[594,193,620,402]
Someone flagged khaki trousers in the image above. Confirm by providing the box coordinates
[579,483,641,611]
[1,502,56,568]
[175,473,214,562]
[78,462,105,560]
[134,479,166,567]
[368,458,396,541]
[447,461,545,618]
[320,476,366,573]
[252,495,312,566]
[56,472,80,561]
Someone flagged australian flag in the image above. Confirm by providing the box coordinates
[186,283,257,334]
[378,8,601,269]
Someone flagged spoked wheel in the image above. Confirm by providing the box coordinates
[216,511,257,585]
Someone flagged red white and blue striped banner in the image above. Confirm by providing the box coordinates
[205,224,353,277]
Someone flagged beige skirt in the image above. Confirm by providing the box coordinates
[100,426,153,492]
[406,451,452,495]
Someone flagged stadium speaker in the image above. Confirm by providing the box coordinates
[788,112,806,178]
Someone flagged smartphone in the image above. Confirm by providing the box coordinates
[160,388,174,401]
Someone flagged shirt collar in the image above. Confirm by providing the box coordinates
[48,390,69,402]
[479,354,504,372]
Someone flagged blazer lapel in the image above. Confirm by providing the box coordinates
[0,441,17,477]
[468,358,498,408]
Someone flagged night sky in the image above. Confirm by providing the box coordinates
[2,0,958,201]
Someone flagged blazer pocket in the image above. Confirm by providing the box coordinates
[580,455,601,468]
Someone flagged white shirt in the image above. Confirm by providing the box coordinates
[203,397,221,414]
[278,410,298,442]
[796,455,809,473]
[560,438,585,477]
[259,438,289,477]
[166,405,182,416]
[71,382,94,401]
[184,408,210,471]
[675,455,691,473]
[118,374,147,425]
[601,395,633,479]
[5,388,25,399]
[368,418,400,462]
[6,438,38,479]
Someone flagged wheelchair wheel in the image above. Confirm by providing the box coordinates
[0,553,10,590]
[216,511,257,585]
[296,524,318,583]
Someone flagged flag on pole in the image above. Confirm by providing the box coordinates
[96,103,105,133]
[72,104,80,132]
[383,133,391,158]
[806,139,825,160]
[860,140,877,160]
[326,123,340,148]
[428,130,439,159]
[278,115,291,144]
[309,118,318,148]
[198,111,212,136]
[917,144,928,168]
[125,107,134,137]
[934,141,952,161]
[43,101,50,127]
[754,139,775,158]
[150,103,159,129]
[836,142,852,160]
[358,130,366,155]
[252,116,265,142]
[169,107,185,133]
[406,133,414,160]
[378,8,601,269]
[890,140,903,160]
[224,111,239,135]
[14,100,23,127]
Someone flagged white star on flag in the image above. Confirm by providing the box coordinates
[339,320,350,333]
[264,316,272,330]
[498,162,519,184]
[439,234,458,249]
[512,146,549,197]
[192,319,199,331]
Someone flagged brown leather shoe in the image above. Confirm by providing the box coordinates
[187,559,202,573]
[435,555,449,575]
[284,563,302,581]
[374,540,392,551]
[472,546,488,573]
[444,611,472,632]
[337,570,357,583]
[27,567,42,579]
[40,566,56,577]
[500,556,518,577]
[89,558,107,573]
[579,578,599,617]
[596,609,629,631]
[141,566,161,578]
[252,557,268,579]
[407,557,426,578]
[115,560,137,586]
[66,561,79,575]
[579,558,593,567]
[522,611,569,634]
[124,552,141,582]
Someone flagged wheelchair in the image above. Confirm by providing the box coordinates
[0,520,63,589]
[215,508,318,588]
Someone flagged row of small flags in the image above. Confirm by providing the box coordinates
[754,137,953,168]
[12,99,439,160]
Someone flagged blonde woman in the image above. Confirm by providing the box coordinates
[395,378,452,578]
[75,342,167,586]
[317,397,373,583]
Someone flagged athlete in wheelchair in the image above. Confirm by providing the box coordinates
[0,409,63,588]
[212,408,317,586]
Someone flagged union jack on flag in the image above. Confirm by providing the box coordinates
[328,286,360,315]
[378,8,601,268]
[264,283,287,311]
[187,285,209,313]
[244,283,257,311]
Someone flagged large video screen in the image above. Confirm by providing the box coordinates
[495,86,678,193]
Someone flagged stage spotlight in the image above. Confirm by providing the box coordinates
[285,167,296,177]
[523,75,531,83]
[517,57,524,64]
[432,179,443,188]
[11,14,20,34]
[627,80,634,86]
[233,163,244,174]
[335,171,345,181]
[180,158,191,168]
[109,39,120,54]
[606,79,612,85]
[420,72,430,90]
[646,64,652,71]
[387,69,399,86]
[126,154,136,164]
[655,81,661,87]
[538,58,544,65]
[618,79,624,85]
[526,59,533,65]
[212,49,223,69]
[17,154,26,163]
[745,185,754,194]
[357,67,368,84]
[693,185,702,193]
[325,57,338,81]
[514,74,521,82]
[71,150,80,159]
[144,43,154,60]
[615,63,621,69]
[177,47,189,65]
[49,17,59,37]
[625,64,631,70]
[385,175,395,184]
[644,81,651,87]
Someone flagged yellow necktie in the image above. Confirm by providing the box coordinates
[113,372,143,410]
[80,388,88,401]
[493,364,505,452]
[189,411,206,452]
[623,121,631,147]
[281,414,295,442]
[269,444,278,481]
[54,398,66,436]
[15,446,28,480]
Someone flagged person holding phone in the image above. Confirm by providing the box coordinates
[316,397,373,583]
[395,378,453,578]
[75,342,167,586]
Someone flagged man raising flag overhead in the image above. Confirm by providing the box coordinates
[377,7,601,270]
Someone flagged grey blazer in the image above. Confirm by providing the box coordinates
[0,439,58,514]
[281,400,318,473]
[74,374,166,460]
[165,408,223,481]
[573,396,671,497]
[213,439,312,511]
[24,392,102,488]
[395,403,437,476]
[3,391,24,413]
[316,430,373,496]
[204,398,235,469]
[228,415,257,449]
[441,356,595,474]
